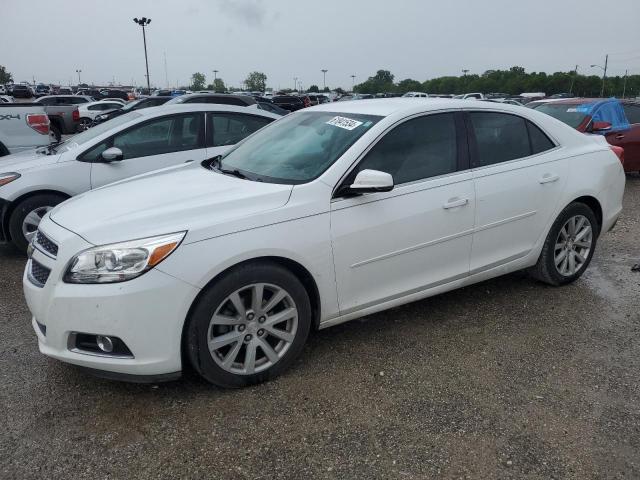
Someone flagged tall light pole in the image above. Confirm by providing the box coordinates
[321,69,328,90]
[590,54,608,98]
[293,76,298,91]
[351,75,356,91]
[622,69,628,98]
[75,69,82,84]
[133,17,152,92]
[462,69,469,76]
[212,70,218,82]
[569,65,578,95]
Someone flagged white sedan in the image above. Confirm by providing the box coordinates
[0,104,279,250]
[23,99,625,387]
[76,101,126,130]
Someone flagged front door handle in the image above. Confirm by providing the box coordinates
[443,197,469,209]
[539,173,560,184]
[615,134,625,140]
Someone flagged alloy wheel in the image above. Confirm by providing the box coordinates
[22,206,53,243]
[554,215,593,276]
[207,283,299,375]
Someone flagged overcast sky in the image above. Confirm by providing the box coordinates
[1,0,639,89]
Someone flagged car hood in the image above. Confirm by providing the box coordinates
[0,149,60,172]
[49,164,294,246]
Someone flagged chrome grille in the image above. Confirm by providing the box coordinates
[29,259,51,287]
[35,231,58,257]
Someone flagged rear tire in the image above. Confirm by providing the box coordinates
[8,193,66,253]
[186,261,311,388]
[49,124,61,143]
[77,118,91,132]
[529,202,599,286]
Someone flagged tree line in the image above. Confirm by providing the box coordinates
[354,67,640,98]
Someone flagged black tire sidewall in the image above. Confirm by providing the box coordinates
[186,262,312,388]
[50,124,61,142]
[8,194,65,252]
[542,203,599,285]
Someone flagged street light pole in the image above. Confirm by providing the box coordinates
[213,70,218,81]
[351,75,356,91]
[294,76,298,92]
[590,54,608,97]
[569,65,578,95]
[133,17,152,92]
[75,69,82,84]
[622,69,628,98]
[321,69,328,90]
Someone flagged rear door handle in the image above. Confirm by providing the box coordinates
[443,197,469,209]
[539,173,560,184]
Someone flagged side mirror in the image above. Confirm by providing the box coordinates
[591,121,612,132]
[346,169,394,194]
[101,147,123,162]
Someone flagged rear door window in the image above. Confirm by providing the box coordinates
[469,112,531,166]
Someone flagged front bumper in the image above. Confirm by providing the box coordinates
[23,217,201,378]
[0,198,9,242]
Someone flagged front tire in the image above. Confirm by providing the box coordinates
[8,194,66,252]
[186,262,312,388]
[529,202,599,286]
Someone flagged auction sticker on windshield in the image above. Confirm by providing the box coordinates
[326,116,363,130]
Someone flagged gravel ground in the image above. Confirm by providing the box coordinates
[0,176,639,480]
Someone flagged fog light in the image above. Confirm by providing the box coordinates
[96,335,114,353]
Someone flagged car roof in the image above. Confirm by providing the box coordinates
[134,103,280,118]
[537,97,616,106]
[307,97,490,116]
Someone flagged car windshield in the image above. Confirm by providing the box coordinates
[54,112,142,153]
[218,111,381,184]
[534,103,590,128]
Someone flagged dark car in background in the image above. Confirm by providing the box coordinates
[92,96,171,125]
[12,85,33,98]
[533,98,640,173]
[99,89,129,101]
[255,102,289,115]
[272,95,305,111]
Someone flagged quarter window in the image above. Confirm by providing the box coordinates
[526,121,555,154]
[354,113,458,184]
[208,113,273,147]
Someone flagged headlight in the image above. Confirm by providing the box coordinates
[0,173,20,187]
[63,232,186,284]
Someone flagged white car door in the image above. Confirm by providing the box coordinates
[466,111,568,272]
[87,112,208,188]
[204,111,275,157]
[330,112,476,315]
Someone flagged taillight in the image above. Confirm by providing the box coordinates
[72,109,79,121]
[26,114,49,135]
[610,145,624,165]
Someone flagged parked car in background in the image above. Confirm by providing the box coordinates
[21,99,625,387]
[166,94,257,107]
[35,96,86,140]
[153,89,174,97]
[453,92,485,100]
[98,89,130,101]
[0,85,6,95]
[0,104,280,251]
[254,102,289,116]
[76,101,124,130]
[299,95,312,108]
[0,96,12,103]
[99,98,127,105]
[58,87,72,95]
[532,98,640,173]
[34,85,51,97]
[92,96,171,124]
[171,90,188,97]
[271,95,306,111]
[12,85,33,98]
[0,103,50,156]
[402,92,429,98]
[75,89,102,99]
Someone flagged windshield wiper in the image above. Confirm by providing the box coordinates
[219,168,248,180]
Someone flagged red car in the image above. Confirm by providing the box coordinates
[532,98,640,173]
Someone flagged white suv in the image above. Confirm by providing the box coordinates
[24,99,625,387]
[0,104,279,250]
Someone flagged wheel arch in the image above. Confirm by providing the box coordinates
[571,195,603,233]
[2,189,70,241]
